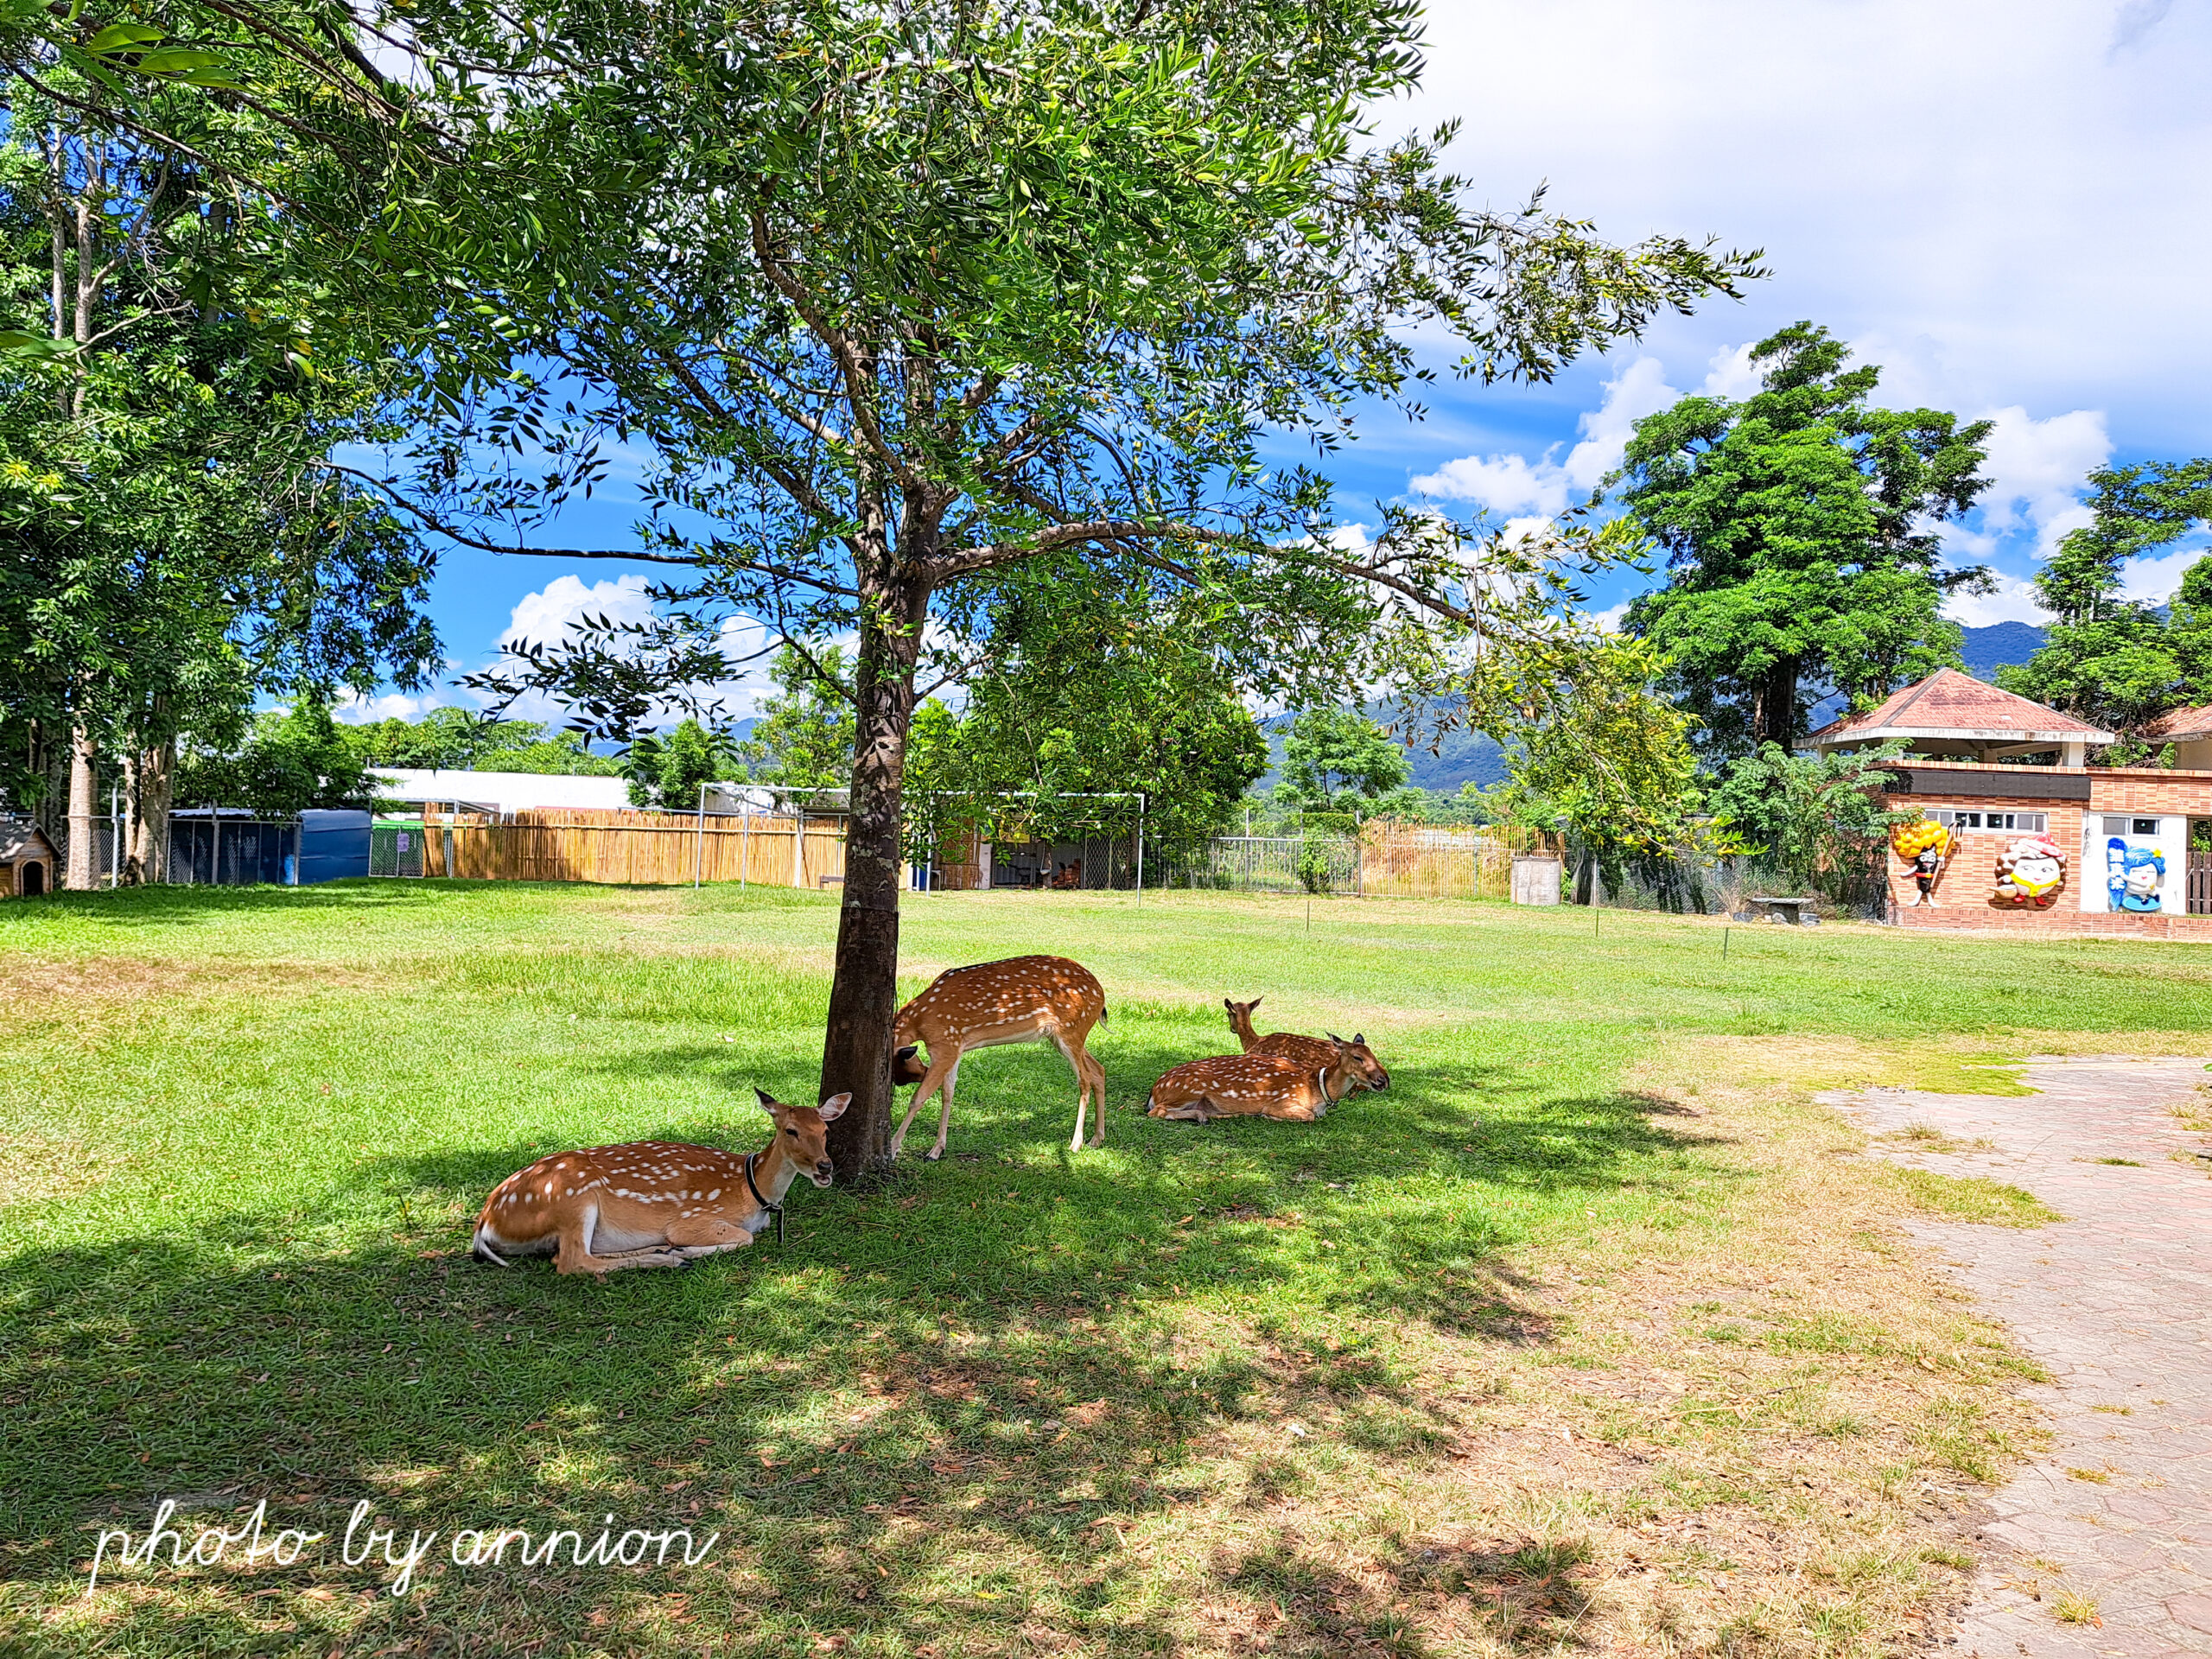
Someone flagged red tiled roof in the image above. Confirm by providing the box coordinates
[1808,669,2113,743]
[2144,703,2212,741]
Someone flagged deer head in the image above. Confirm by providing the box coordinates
[1324,1032,1390,1092]
[753,1086,850,1186]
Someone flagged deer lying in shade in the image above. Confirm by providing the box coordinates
[1146,1038,1386,1124]
[1224,997,1391,1093]
[888,954,1108,1160]
[470,1090,849,1276]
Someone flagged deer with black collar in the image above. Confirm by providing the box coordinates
[471,1090,849,1275]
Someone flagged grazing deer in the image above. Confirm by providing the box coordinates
[1224,997,1391,1093]
[1147,1039,1378,1123]
[470,1090,849,1276]
[889,954,1108,1160]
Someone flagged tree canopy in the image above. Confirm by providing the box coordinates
[1998,460,2212,748]
[1616,322,1993,758]
[1276,709,1412,813]
[408,0,1760,1177]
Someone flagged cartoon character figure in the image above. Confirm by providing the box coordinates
[2106,836,2129,908]
[2116,842,2165,912]
[1892,819,1950,907]
[1993,835,2067,907]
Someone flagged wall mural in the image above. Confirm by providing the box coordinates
[1891,819,1950,907]
[1993,835,2067,908]
[2107,839,2166,912]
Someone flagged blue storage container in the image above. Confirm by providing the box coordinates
[296,810,372,884]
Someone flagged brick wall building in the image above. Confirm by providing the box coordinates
[1810,671,2212,938]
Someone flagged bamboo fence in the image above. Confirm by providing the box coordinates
[391,806,1549,902]
[1355,823,1554,902]
[425,809,849,887]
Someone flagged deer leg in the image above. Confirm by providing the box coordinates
[1079,1046,1108,1147]
[1054,1034,1093,1151]
[1153,1095,1215,1122]
[925,1057,961,1161]
[892,1050,958,1159]
[551,1205,686,1275]
[666,1215,754,1258]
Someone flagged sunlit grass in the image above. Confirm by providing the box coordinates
[1,880,2202,1656]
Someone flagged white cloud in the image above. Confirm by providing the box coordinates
[1390,2,2212,444]
[1699,344,1762,401]
[1409,355,1675,514]
[1974,407,2113,549]
[501,573,658,649]
[334,690,449,725]
[1409,449,1568,516]
[1562,356,1677,488]
[1944,575,2050,628]
[2121,540,2212,606]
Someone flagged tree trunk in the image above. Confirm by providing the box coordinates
[820,575,928,1185]
[66,722,97,890]
[133,734,175,883]
[1749,658,1801,749]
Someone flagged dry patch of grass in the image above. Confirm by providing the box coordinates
[1878,1124,1999,1154]
[1886,1168,2062,1228]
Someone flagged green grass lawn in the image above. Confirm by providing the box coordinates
[3,882,2208,1657]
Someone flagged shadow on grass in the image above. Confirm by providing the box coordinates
[0,1053,1710,1656]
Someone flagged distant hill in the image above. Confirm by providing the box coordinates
[1254,703,1508,796]
[1959,621,2046,682]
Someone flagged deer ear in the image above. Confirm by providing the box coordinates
[1351,1032,1364,1046]
[817,1092,852,1122]
[754,1086,778,1109]
[1326,1031,1344,1043]
[1224,997,1234,1012]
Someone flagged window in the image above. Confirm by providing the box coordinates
[2100,817,2164,836]
[1929,810,2045,833]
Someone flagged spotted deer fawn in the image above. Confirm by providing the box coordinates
[470,1090,849,1275]
[1147,1037,1386,1124]
[889,954,1108,1159]
[1224,997,1391,1093]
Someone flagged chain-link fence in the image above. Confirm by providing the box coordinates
[1567,841,1891,920]
[168,819,298,886]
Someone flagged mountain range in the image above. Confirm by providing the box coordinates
[1262,621,2054,795]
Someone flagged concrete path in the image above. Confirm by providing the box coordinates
[1822,1058,2212,1658]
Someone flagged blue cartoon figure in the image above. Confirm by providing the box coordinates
[2107,837,2165,912]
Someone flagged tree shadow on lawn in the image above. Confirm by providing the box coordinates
[11,879,454,931]
[0,1057,1721,1656]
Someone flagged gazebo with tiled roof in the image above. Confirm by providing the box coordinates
[1806,668,2113,767]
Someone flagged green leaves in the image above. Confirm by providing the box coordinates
[1615,322,1990,757]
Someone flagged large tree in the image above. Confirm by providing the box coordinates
[1615,323,1994,757]
[906,573,1271,851]
[0,75,439,882]
[1999,459,2212,746]
[1277,708,1412,814]
[423,0,1758,1179]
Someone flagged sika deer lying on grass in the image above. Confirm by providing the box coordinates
[471,1090,849,1275]
[1224,997,1391,1093]
[1146,1038,1385,1124]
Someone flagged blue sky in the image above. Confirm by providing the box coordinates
[352,0,2212,726]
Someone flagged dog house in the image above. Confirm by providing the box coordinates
[0,820,58,897]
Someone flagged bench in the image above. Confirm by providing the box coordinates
[1737,896,1820,926]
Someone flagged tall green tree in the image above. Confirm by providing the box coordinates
[442,0,1759,1177]
[624,718,739,811]
[1616,322,1993,758]
[1277,708,1411,813]
[906,582,1269,851]
[0,63,439,883]
[1999,460,2212,746]
[737,646,857,799]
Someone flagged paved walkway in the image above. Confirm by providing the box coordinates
[1823,1058,2212,1658]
